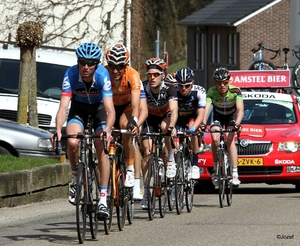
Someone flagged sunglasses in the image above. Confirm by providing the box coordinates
[178,83,193,89]
[78,60,98,67]
[147,72,163,78]
[216,81,229,86]
[108,63,126,71]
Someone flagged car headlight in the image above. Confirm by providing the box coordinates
[278,142,300,153]
[38,138,53,149]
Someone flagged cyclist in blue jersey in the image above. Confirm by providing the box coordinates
[175,67,206,180]
[51,42,115,218]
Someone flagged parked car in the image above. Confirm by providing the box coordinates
[198,70,300,190]
[0,118,58,158]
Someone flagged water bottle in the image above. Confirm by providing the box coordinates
[158,157,164,176]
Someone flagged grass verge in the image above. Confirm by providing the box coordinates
[0,156,59,173]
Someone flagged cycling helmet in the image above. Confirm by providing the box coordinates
[175,67,194,83]
[76,42,102,60]
[106,43,130,65]
[212,67,232,82]
[144,58,167,71]
[164,73,177,83]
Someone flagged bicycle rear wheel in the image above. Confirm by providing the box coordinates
[147,154,157,220]
[175,152,184,215]
[76,163,87,244]
[127,193,134,224]
[248,60,277,70]
[116,148,127,231]
[291,61,300,96]
[217,152,226,208]
[89,163,99,239]
[103,161,114,235]
[184,156,194,213]
[158,160,167,218]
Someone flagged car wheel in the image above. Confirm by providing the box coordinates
[295,183,300,192]
[0,146,12,155]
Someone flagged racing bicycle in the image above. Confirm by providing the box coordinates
[54,116,100,244]
[291,49,300,96]
[205,121,240,208]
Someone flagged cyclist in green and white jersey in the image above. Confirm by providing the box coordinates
[201,67,244,187]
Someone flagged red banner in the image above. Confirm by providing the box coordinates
[230,70,290,88]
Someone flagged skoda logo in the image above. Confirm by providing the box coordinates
[240,139,250,148]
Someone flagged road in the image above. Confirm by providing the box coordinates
[0,183,299,246]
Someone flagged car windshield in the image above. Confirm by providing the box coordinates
[242,100,296,124]
[0,58,68,100]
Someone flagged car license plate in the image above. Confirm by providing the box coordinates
[238,158,263,166]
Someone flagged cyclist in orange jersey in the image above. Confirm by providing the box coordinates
[105,43,147,199]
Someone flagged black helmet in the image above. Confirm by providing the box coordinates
[212,67,231,81]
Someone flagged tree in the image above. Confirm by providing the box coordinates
[16,21,43,127]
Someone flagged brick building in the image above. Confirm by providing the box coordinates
[178,0,297,89]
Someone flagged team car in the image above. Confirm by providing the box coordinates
[198,70,300,190]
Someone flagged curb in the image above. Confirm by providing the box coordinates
[0,162,71,208]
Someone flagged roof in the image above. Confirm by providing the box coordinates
[177,0,281,26]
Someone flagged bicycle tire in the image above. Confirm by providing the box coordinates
[291,61,300,96]
[103,161,114,235]
[217,152,226,208]
[147,153,157,220]
[225,159,233,206]
[116,146,127,231]
[184,156,194,213]
[89,162,99,239]
[76,163,87,244]
[175,152,184,215]
[167,179,175,211]
[127,195,134,224]
[248,60,277,70]
[158,160,167,218]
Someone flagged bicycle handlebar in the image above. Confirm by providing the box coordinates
[251,42,280,59]
[292,49,300,60]
[140,132,176,149]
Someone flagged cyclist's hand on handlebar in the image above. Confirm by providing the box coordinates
[127,116,139,134]
[200,124,207,133]
[234,123,242,132]
[168,126,176,137]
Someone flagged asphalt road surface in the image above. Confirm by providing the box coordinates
[0,183,299,246]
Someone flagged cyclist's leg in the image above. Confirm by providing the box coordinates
[119,107,135,188]
[94,107,110,218]
[65,115,85,204]
[226,131,240,187]
[209,122,221,186]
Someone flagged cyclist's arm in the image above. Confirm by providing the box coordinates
[138,98,148,128]
[193,107,205,130]
[202,98,212,125]
[103,96,116,133]
[168,99,178,128]
[235,100,244,125]
[55,95,71,138]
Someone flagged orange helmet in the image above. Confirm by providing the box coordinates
[106,43,130,65]
[144,58,167,72]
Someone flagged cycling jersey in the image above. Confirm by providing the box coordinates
[177,84,206,117]
[62,64,112,104]
[143,80,178,117]
[206,84,243,116]
[105,65,141,106]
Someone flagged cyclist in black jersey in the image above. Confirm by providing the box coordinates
[201,67,244,187]
[140,58,178,209]
[175,67,206,180]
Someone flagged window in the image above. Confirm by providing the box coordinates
[194,32,205,70]
[228,34,237,65]
[211,33,220,64]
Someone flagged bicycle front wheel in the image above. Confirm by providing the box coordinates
[147,154,157,220]
[217,152,226,208]
[184,156,194,213]
[76,163,87,244]
[158,160,167,218]
[89,163,99,239]
[291,61,300,96]
[116,147,127,231]
[175,152,184,215]
[103,161,114,235]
